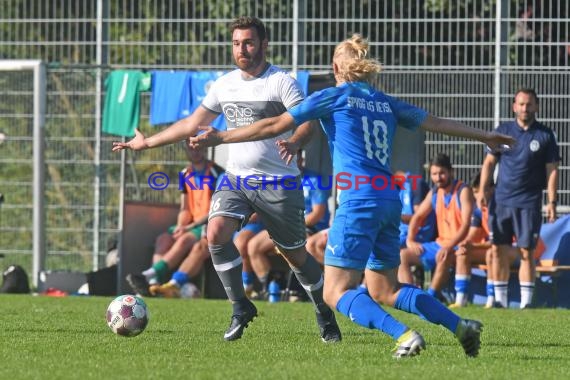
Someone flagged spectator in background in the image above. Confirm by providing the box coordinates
[478,88,559,309]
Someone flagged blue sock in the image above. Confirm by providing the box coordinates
[486,280,495,298]
[336,288,407,340]
[242,271,254,287]
[395,284,460,333]
[172,271,190,287]
[455,275,470,295]
[427,288,437,297]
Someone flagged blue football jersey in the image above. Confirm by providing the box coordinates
[288,82,428,204]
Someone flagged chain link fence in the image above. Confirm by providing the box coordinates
[0,0,568,280]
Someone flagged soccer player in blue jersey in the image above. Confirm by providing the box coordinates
[192,34,515,357]
[478,88,560,309]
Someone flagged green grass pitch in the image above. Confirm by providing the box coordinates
[1,294,569,379]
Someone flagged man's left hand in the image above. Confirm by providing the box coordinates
[189,126,222,148]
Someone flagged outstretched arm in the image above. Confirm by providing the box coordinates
[112,106,218,151]
[421,115,515,151]
[190,112,297,148]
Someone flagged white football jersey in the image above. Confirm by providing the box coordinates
[201,64,304,178]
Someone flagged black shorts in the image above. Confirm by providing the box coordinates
[488,200,542,249]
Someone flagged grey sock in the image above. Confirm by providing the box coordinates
[291,253,329,315]
[209,242,246,302]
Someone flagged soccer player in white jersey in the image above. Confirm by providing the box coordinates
[190,34,516,358]
[113,16,341,343]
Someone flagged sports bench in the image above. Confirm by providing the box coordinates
[474,260,570,305]
[120,201,291,299]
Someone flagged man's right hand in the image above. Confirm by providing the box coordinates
[112,129,148,151]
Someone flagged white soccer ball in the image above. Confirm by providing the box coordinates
[106,294,149,337]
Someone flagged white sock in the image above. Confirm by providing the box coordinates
[454,274,470,306]
[494,281,508,308]
[455,292,467,306]
[142,268,157,284]
[520,281,535,308]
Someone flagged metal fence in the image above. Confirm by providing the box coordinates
[0,0,568,282]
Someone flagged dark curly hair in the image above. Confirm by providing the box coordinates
[230,16,267,41]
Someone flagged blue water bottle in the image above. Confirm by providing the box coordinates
[268,280,281,303]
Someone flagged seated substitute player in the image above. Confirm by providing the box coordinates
[189,34,515,357]
[452,172,494,307]
[152,219,274,299]
[399,154,474,302]
[127,142,223,296]
[150,228,210,298]
[151,165,226,298]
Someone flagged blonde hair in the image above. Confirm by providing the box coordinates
[333,34,382,83]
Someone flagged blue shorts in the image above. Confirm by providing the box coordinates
[489,201,542,249]
[418,241,460,271]
[325,199,401,271]
[418,241,442,271]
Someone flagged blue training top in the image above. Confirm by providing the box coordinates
[302,168,331,232]
[288,82,428,204]
[400,174,436,243]
[491,120,560,208]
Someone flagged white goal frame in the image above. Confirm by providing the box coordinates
[0,60,46,288]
